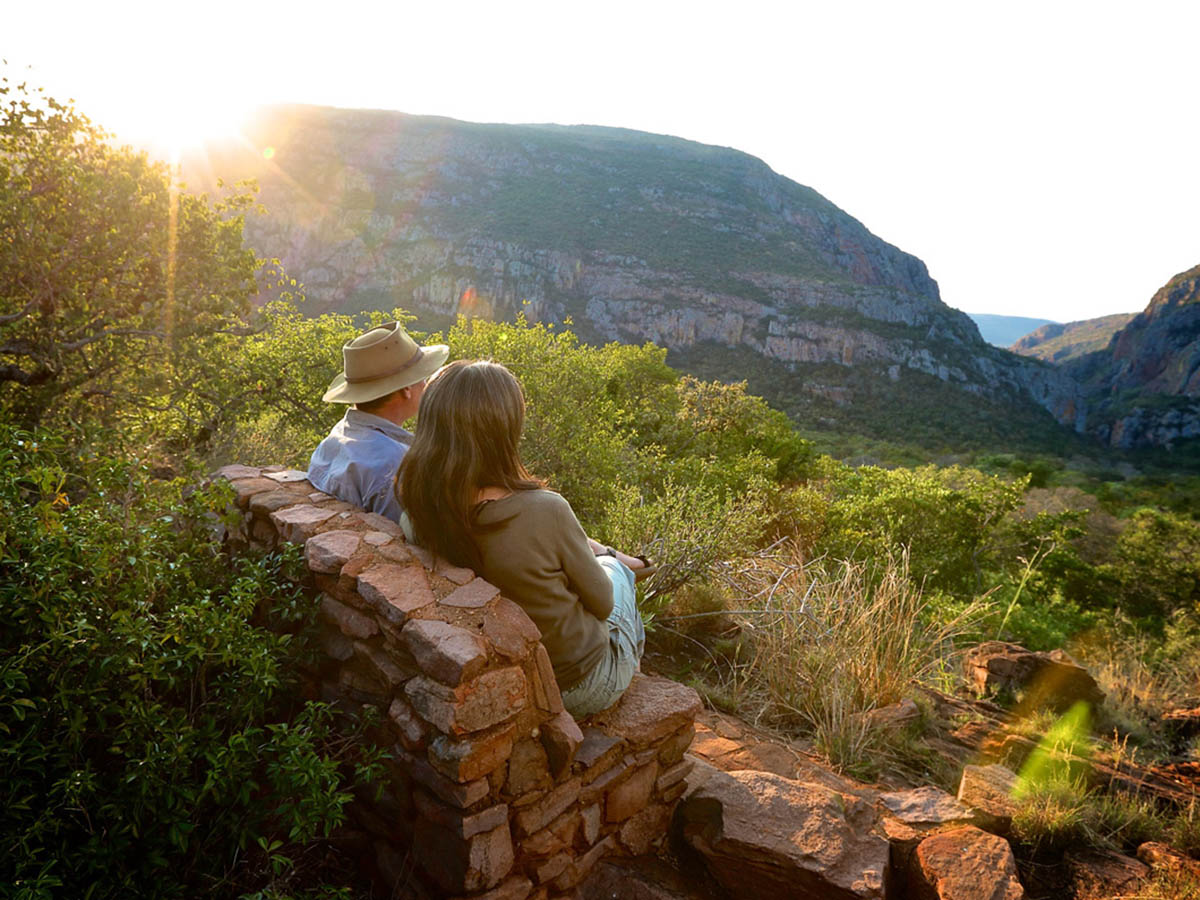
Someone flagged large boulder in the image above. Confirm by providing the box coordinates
[907,826,1024,900]
[963,641,1104,712]
[1065,849,1149,900]
[676,761,889,900]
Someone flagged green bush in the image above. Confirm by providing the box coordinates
[0,429,376,898]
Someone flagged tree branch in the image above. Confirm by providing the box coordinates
[0,363,56,387]
[0,298,38,325]
[59,328,165,352]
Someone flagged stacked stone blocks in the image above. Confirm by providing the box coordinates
[217,465,702,900]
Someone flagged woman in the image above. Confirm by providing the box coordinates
[398,359,646,718]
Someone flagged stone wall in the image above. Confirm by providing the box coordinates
[215,464,702,899]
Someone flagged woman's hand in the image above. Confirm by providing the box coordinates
[587,537,648,572]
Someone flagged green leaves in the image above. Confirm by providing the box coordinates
[0,428,375,897]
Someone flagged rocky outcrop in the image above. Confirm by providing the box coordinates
[906,826,1024,900]
[677,762,890,900]
[1064,265,1200,447]
[963,641,1105,712]
[185,105,1086,437]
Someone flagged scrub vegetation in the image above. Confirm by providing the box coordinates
[4,78,1200,897]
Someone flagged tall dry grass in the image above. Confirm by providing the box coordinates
[705,541,988,770]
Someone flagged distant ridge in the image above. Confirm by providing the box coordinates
[1012,313,1137,364]
[182,104,1084,449]
[965,313,1057,348]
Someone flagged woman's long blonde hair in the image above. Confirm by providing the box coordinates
[397,360,543,570]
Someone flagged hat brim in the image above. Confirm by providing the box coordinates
[321,345,449,403]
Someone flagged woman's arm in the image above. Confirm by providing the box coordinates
[556,499,614,621]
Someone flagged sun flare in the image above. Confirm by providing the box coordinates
[96,88,252,161]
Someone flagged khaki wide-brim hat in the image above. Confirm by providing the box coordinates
[322,321,449,404]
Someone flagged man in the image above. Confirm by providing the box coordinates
[308,321,448,521]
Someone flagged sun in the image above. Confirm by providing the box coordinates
[94,85,253,162]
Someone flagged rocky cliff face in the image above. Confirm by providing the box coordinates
[1063,266,1200,448]
[186,105,1084,439]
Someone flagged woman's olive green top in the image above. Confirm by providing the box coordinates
[473,490,612,691]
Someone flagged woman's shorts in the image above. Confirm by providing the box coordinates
[559,557,646,719]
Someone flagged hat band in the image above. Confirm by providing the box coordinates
[344,347,425,384]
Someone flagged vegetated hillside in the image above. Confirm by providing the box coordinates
[183,104,1083,450]
[1065,265,1200,449]
[1011,312,1137,364]
[966,312,1057,348]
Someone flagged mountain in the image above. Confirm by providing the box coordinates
[1061,265,1200,449]
[183,105,1084,448]
[1011,313,1138,364]
[966,313,1057,348]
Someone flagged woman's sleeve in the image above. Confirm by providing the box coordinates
[555,497,614,621]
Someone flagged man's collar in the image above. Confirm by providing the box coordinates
[345,407,414,443]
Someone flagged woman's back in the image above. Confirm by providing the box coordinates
[473,489,611,692]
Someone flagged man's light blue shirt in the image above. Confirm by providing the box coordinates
[307,409,412,522]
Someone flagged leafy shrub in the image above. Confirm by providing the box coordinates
[0,429,375,898]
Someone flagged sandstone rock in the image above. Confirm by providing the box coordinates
[678,763,888,899]
[658,723,696,766]
[228,476,280,508]
[447,875,533,900]
[956,764,1018,831]
[506,737,552,796]
[541,709,584,778]
[594,675,702,746]
[250,488,308,516]
[907,826,1023,900]
[429,724,516,783]
[264,468,309,483]
[305,530,363,574]
[576,729,624,782]
[880,785,978,827]
[557,834,616,890]
[963,641,1104,711]
[656,758,694,794]
[524,811,578,857]
[416,819,514,893]
[357,564,436,625]
[534,852,573,884]
[483,597,542,660]
[388,696,429,750]
[374,541,414,564]
[580,803,602,845]
[1066,848,1149,900]
[515,777,581,837]
[436,558,476,585]
[414,789,509,839]
[351,641,408,688]
[352,511,404,536]
[443,578,501,608]
[363,530,394,546]
[606,762,657,823]
[530,644,564,714]
[1137,841,1200,880]
[319,594,378,640]
[319,630,354,661]
[216,464,262,481]
[1163,706,1200,738]
[860,697,921,732]
[401,618,489,685]
[618,803,670,855]
[397,745,491,809]
[270,504,336,543]
[405,667,527,735]
[580,856,723,900]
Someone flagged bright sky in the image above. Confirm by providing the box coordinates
[7,0,1199,323]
